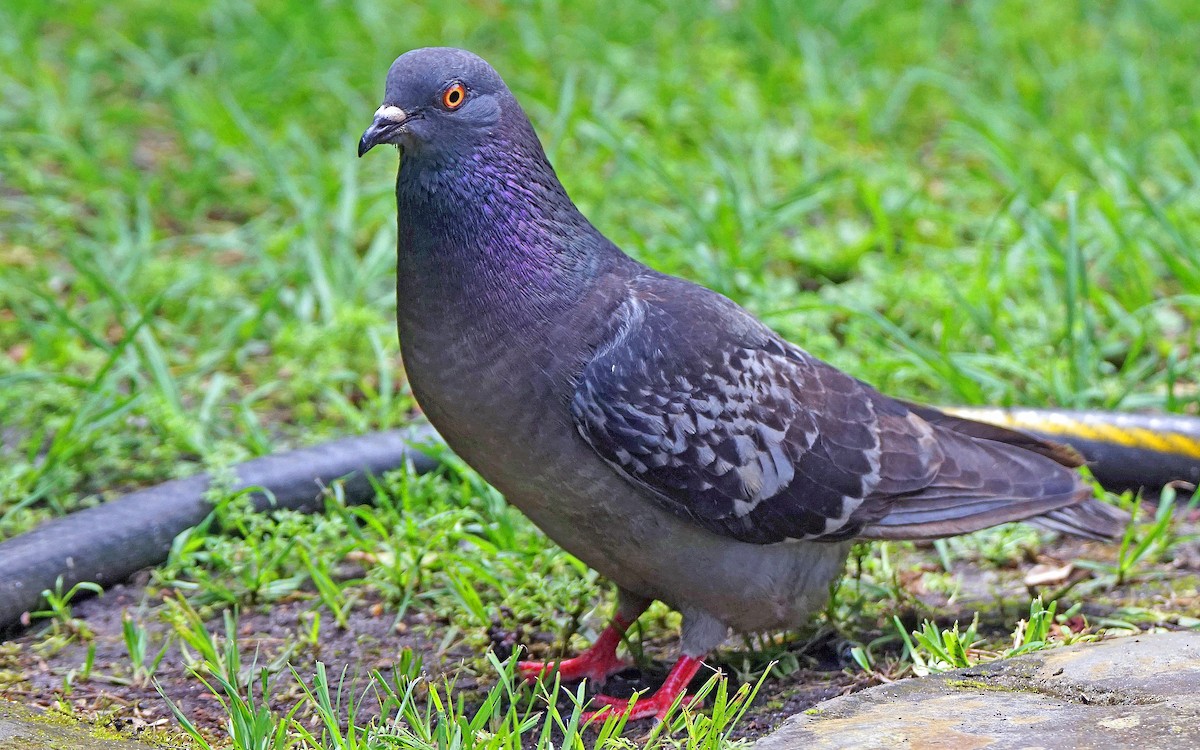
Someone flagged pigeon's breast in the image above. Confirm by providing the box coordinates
[395,274,595,476]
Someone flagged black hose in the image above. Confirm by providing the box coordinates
[945,407,1200,493]
[0,428,441,634]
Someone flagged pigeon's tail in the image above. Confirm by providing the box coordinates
[861,403,1130,542]
[907,402,1131,541]
[900,400,1086,468]
[1032,498,1130,542]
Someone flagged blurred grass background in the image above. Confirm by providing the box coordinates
[2,0,1198,533]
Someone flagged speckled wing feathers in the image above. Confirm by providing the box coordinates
[571,274,1105,544]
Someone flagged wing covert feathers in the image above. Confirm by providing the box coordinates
[571,274,1128,545]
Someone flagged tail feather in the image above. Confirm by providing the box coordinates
[1033,499,1130,542]
[862,489,1093,541]
[862,404,1129,542]
[900,400,1085,468]
[909,402,1132,541]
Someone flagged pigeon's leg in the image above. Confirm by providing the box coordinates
[584,608,726,723]
[518,588,651,685]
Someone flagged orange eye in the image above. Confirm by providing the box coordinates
[441,83,466,110]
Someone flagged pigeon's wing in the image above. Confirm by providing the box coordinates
[571,277,1121,544]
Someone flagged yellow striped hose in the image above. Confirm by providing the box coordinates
[944,407,1200,493]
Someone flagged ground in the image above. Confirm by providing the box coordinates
[2,0,1199,747]
[2,501,1199,746]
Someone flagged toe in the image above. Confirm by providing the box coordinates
[517,660,553,683]
[590,692,636,708]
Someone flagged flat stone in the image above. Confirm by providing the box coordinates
[0,699,161,749]
[755,631,1200,750]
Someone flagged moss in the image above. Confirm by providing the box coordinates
[945,679,1011,692]
[0,700,194,749]
[0,669,28,691]
[23,707,124,741]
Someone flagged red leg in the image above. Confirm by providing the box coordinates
[583,655,705,723]
[518,612,639,685]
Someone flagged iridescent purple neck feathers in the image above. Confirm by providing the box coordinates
[393,99,624,326]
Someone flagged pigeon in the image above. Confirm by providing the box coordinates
[358,47,1127,722]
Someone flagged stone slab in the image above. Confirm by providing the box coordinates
[754,631,1200,750]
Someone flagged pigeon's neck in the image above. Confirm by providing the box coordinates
[394,134,624,330]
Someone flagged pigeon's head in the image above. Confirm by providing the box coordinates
[358,47,515,161]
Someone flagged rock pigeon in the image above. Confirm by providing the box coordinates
[358,47,1127,722]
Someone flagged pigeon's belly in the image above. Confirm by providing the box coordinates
[400,316,851,634]
[502,442,852,634]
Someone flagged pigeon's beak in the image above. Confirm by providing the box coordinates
[358,105,412,157]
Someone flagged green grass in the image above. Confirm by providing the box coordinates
[2,0,1200,746]
[152,608,769,750]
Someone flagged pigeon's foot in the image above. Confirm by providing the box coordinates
[518,621,629,685]
[583,655,703,723]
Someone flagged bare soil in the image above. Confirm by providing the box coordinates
[3,523,1200,747]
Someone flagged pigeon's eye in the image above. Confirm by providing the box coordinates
[441,83,467,110]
